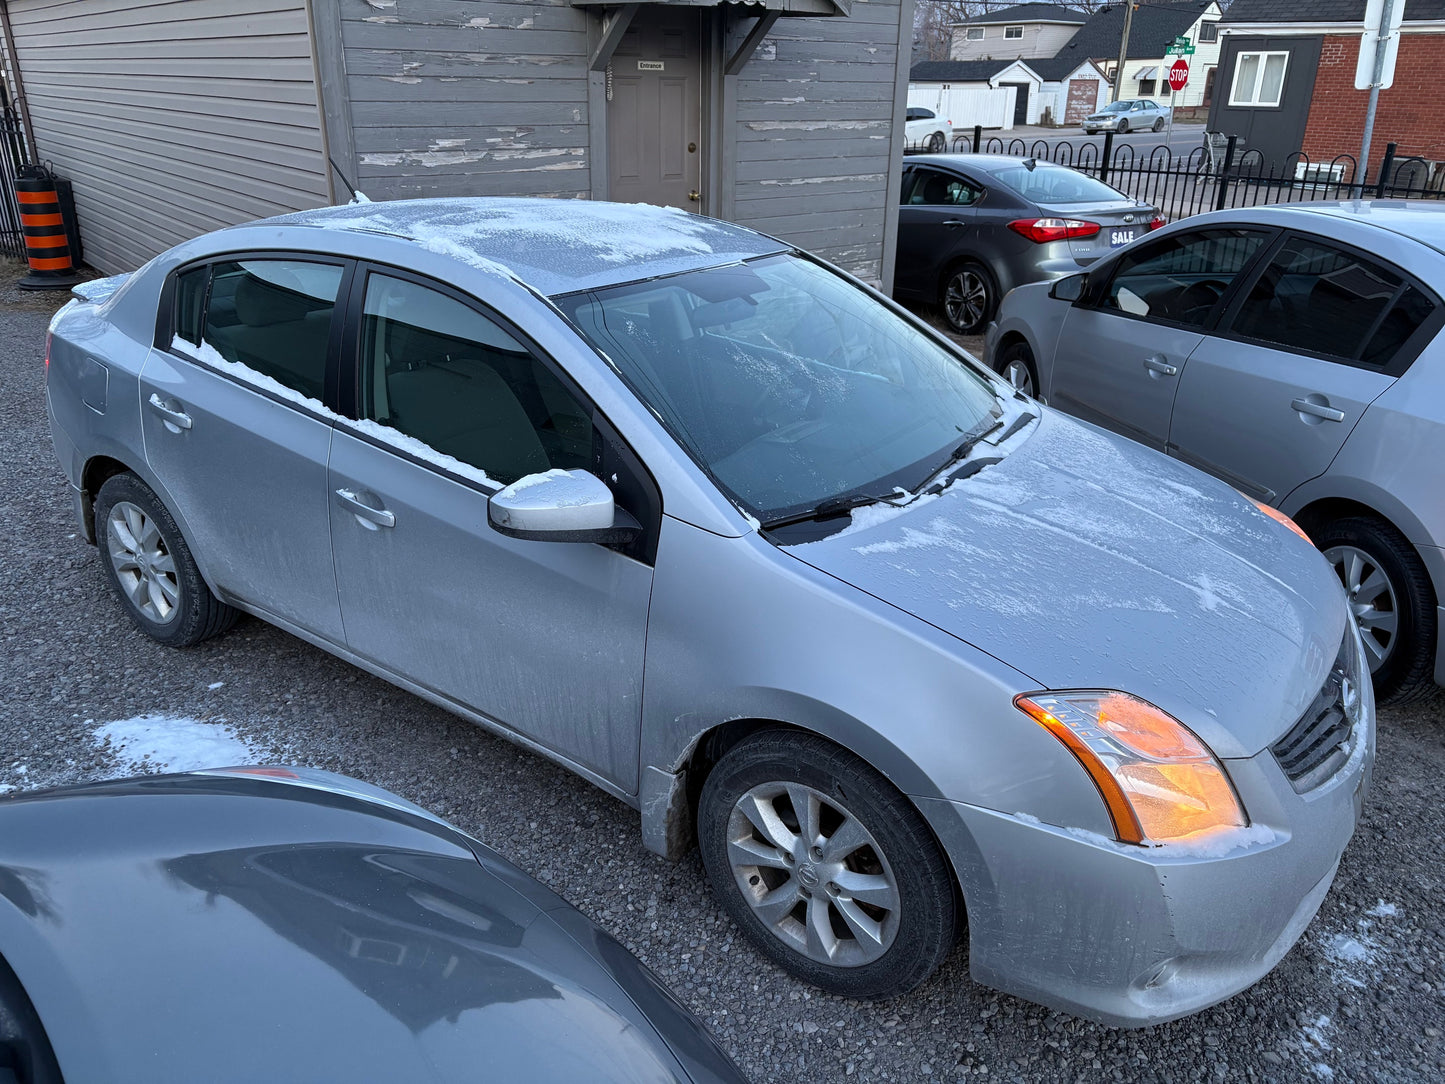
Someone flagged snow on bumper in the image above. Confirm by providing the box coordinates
[917,702,1373,1028]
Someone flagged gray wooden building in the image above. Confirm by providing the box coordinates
[0,0,914,288]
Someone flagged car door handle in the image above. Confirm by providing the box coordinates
[1142,356,1178,376]
[147,393,191,430]
[942,219,966,227]
[1291,397,1346,422]
[334,488,395,529]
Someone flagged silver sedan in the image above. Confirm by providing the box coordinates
[47,198,1371,1026]
[1083,98,1172,134]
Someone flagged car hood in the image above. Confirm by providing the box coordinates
[0,776,739,1084]
[785,409,1347,758]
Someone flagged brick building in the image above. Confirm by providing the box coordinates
[1209,0,1445,178]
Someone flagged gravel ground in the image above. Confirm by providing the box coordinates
[3,298,1444,1083]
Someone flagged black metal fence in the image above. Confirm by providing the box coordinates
[0,105,27,260]
[921,124,1445,224]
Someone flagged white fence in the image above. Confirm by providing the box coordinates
[907,85,1016,132]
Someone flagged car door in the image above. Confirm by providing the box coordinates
[138,255,350,640]
[1167,233,1434,501]
[326,267,654,792]
[894,166,984,300]
[1048,226,1273,449]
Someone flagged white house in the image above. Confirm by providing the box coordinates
[949,3,1087,62]
[910,55,1109,130]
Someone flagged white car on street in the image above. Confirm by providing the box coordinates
[905,107,952,153]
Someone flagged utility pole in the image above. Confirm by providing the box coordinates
[1112,2,1138,103]
[1358,0,1399,194]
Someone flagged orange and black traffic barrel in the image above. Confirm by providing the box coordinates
[16,166,80,289]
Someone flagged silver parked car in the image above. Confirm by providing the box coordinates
[1082,98,1172,134]
[0,768,746,1083]
[895,154,1162,334]
[988,201,1445,701]
[47,198,1372,1026]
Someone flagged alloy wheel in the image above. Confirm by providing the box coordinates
[1325,544,1398,671]
[107,500,181,625]
[1001,358,1035,396]
[725,781,901,968]
[944,270,989,332]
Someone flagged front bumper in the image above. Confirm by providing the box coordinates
[918,693,1374,1027]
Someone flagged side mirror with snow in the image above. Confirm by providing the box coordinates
[488,469,641,544]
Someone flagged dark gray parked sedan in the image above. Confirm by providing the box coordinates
[0,768,746,1084]
[894,154,1162,334]
[988,201,1445,702]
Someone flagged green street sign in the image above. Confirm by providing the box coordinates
[1166,42,1196,55]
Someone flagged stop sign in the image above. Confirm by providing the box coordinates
[1168,58,1190,92]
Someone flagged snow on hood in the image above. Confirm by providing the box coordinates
[789,409,1347,757]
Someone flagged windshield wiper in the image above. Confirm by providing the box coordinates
[916,417,1006,492]
[759,490,908,532]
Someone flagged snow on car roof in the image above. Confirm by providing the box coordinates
[264,197,790,296]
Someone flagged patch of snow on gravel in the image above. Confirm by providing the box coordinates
[93,714,265,777]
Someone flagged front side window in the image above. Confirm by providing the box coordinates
[905,168,982,206]
[1101,229,1271,327]
[1005,25,1023,39]
[1229,237,1417,363]
[556,255,1001,522]
[195,258,344,400]
[360,273,592,485]
[1230,51,1288,107]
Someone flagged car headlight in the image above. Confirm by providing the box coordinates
[1015,691,1247,845]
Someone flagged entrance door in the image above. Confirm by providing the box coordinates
[1000,82,1031,126]
[608,9,703,210]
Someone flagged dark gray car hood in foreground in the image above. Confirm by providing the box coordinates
[789,409,1347,758]
[0,776,741,1084]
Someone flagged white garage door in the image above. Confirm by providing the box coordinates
[5,0,331,273]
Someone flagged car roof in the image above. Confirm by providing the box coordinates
[1191,200,1445,259]
[256,197,790,296]
[907,153,1081,173]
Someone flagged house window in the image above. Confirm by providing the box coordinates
[1005,26,1023,39]
[1200,22,1219,43]
[966,27,984,40]
[1230,51,1289,107]
[1139,79,1157,96]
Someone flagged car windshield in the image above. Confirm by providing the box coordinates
[980,162,1128,204]
[1099,101,1132,113]
[555,254,1001,522]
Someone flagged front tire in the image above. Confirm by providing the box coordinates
[1317,516,1436,703]
[95,473,238,647]
[940,264,994,335]
[993,340,1038,398]
[698,730,957,1000]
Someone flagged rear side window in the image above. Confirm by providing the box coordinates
[173,266,207,347]
[193,259,344,400]
[1100,228,1270,327]
[1229,236,1424,365]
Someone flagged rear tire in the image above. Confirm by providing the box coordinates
[698,730,957,1000]
[940,263,995,335]
[1152,117,1164,132]
[1316,516,1436,704]
[1116,119,1129,134]
[95,473,239,647]
[993,340,1039,399]
[927,131,946,153]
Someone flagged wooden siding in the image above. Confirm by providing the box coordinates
[334,0,907,284]
[339,0,592,203]
[731,0,906,284]
[6,0,331,274]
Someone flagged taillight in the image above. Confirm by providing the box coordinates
[1147,215,1167,231]
[44,331,51,372]
[1007,218,1101,244]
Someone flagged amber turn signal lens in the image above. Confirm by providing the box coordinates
[1249,498,1311,544]
[1016,691,1247,846]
